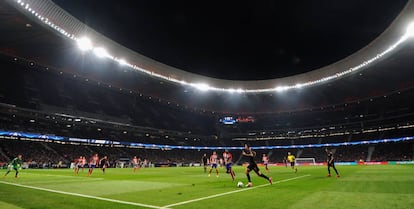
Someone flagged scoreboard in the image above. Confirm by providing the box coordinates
[219,116,255,125]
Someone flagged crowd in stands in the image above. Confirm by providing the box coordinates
[1,137,412,169]
[0,59,217,136]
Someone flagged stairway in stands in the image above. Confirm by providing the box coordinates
[0,147,10,162]
[40,142,67,163]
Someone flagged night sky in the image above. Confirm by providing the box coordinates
[53,0,407,80]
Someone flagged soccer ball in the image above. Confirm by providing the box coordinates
[237,181,244,188]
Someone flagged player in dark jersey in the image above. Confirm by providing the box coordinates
[223,150,235,181]
[201,153,208,173]
[100,156,109,174]
[242,144,272,187]
[4,154,23,178]
[283,156,288,167]
[325,148,340,178]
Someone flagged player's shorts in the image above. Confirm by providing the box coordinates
[133,163,139,168]
[263,162,268,166]
[89,164,96,168]
[225,163,232,171]
[290,162,295,167]
[203,162,208,166]
[8,165,18,171]
[247,163,259,171]
[211,163,218,168]
[77,164,83,168]
[328,162,335,167]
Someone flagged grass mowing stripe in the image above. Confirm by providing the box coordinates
[24,172,104,180]
[23,178,103,185]
[162,174,311,208]
[0,180,166,209]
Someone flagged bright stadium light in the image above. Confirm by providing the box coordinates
[275,86,288,92]
[118,59,127,65]
[193,83,210,91]
[236,88,244,93]
[406,22,414,38]
[295,83,303,89]
[93,47,109,58]
[77,37,93,51]
[12,0,413,94]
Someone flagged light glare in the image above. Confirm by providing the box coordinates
[77,37,93,51]
[275,86,288,92]
[406,22,414,38]
[118,59,127,65]
[194,83,210,91]
[295,84,303,89]
[93,47,109,58]
[14,0,411,94]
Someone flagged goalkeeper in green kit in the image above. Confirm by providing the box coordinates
[4,154,23,178]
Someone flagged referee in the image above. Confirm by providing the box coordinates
[287,152,297,173]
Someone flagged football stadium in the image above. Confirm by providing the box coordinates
[1,0,414,208]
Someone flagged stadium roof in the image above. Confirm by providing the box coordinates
[52,0,407,81]
[1,0,414,113]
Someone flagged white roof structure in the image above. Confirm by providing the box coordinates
[6,0,414,94]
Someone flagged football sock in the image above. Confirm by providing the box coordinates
[259,173,269,180]
[333,167,339,175]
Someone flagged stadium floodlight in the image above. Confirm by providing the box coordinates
[118,59,127,65]
[77,37,93,51]
[275,86,288,92]
[93,47,109,58]
[193,83,210,91]
[236,88,244,93]
[12,0,412,94]
[294,83,303,89]
[406,22,414,38]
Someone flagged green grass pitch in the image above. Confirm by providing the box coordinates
[1,165,414,209]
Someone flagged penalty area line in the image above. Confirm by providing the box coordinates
[0,180,166,209]
[162,174,311,208]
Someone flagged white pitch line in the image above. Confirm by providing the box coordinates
[162,174,311,208]
[0,180,166,209]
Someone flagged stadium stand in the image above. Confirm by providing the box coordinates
[0,55,413,167]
